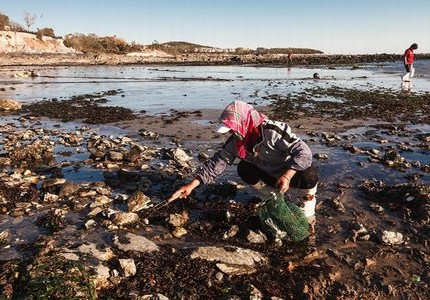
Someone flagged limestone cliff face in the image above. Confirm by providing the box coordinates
[0,30,75,54]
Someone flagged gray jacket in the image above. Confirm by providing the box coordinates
[195,119,313,185]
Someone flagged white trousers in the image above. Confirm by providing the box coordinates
[402,66,415,82]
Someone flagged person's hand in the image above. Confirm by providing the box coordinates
[168,185,193,201]
[167,179,201,201]
[276,176,291,193]
[276,170,296,193]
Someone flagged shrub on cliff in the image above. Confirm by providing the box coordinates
[64,33,104,53]
[63,33,142,54]
[36,27,55,39]
[0,12,10,29]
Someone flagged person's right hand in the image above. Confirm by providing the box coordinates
[168,179,201,201]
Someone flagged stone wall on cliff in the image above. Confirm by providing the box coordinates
[0,30,76,54]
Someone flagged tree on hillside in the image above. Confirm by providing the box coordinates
[23,11,37,30]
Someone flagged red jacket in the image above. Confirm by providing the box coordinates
[404,48,414,65]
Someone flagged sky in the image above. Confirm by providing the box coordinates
[0,0,429,54]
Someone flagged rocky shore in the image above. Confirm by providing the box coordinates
[2,52,430,67]
[0,77,429,298]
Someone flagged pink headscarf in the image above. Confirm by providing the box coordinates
[219,101,267,159]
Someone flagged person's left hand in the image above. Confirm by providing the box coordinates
[276,176,291,193]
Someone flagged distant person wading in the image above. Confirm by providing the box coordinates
[402,43,418,82]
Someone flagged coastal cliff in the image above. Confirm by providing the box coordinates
[0,30,428,67]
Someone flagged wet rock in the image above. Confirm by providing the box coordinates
[43,192,59,203]
[0,157,11,166]
[88,206,104,217]
[91,195,112,208]
[60,132,84,146]
[9,139,54,164]
[322,132,341,144]
[164,148,192,168]
[246,230,267,244]
[189,246,267,275]
[127,190,152,212]
[116,168,141,181]
[84,219,96,229]
[369,203,384,213]
[80,190,97,197]
[139,294,169,300]
[349,222,370,242]
[327,189,346,212]
[35,208,67,232]
[113,233,159,253]
[58,181,80,198]
[118,258,136,277]
[74,243,115,261]
[343,144,362,154]
[108,150,124,161]
[111,211,139,226]
[172,227,188,237]
[168,211,189,227]
[94,263,111,289]
[249,284,263,300]
[379,230,405,245]
[223,225,239,240]
[314,153,328,160]
[123,145,143,162]
[0,229,11,245]
[139,130,160,139]
[42,178,67,190]
[0,99,22,111]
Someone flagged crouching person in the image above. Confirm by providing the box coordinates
[169,100,318,238]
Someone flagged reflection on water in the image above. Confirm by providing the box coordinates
[1,61,429,115]
[401,81,412,96]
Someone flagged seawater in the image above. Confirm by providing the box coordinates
[1,60,429,115]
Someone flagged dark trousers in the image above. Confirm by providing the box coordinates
[404,64,412,72]
[237,160,318,189]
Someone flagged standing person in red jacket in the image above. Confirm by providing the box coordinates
[402,43,418,82]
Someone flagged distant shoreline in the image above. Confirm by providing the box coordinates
[1,52,430,67]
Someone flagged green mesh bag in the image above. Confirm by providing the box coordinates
[257,192,309,242]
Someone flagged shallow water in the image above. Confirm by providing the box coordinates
[1,60,429,115]
[1,62,429,255]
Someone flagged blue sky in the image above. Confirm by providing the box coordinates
[1,0,429,54]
